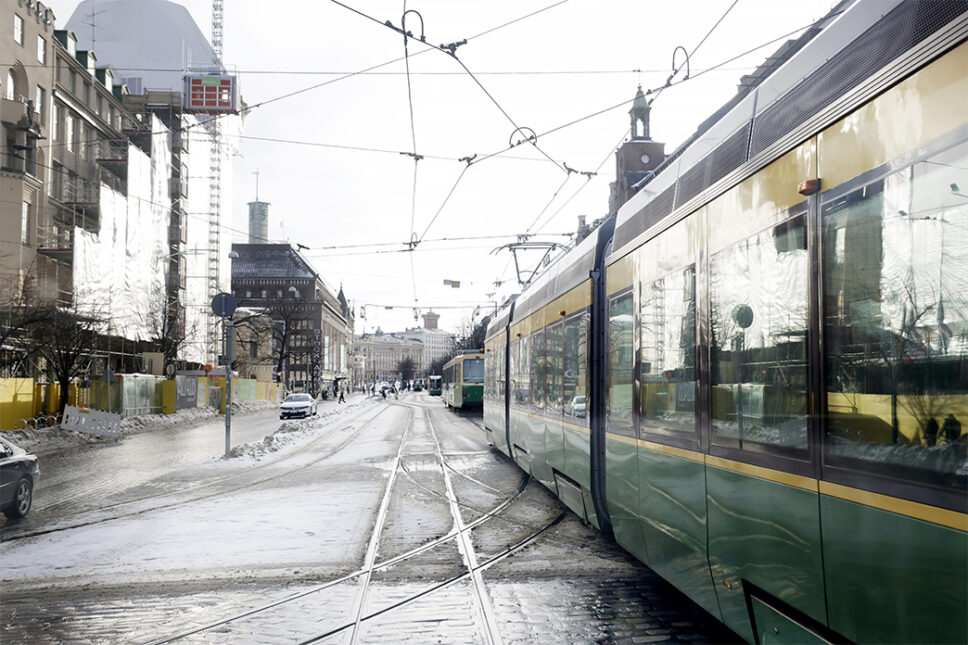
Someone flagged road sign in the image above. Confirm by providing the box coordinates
[211,292,237,318]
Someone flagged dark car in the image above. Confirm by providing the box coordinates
[0,436,39,519]
[279,393,318,419]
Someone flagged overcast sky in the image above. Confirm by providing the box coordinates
[46,0,837,335]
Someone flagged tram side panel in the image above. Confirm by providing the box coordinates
[813,41,968,645]
[600,34,968,644]
[624,210,722,618]
[483,335,510,455]
[508,291,598,520]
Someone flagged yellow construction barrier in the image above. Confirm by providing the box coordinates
[0,378,37,431]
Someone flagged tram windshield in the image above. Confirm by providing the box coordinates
[463,358,484,383]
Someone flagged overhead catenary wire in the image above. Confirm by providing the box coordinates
[39,10,835,165]
[22,5,846,320]
[329,0,570,176]
[533,128,631,235]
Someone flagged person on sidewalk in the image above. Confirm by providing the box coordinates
[338,389,345,404]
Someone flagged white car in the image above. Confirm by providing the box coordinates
[570,395,587,418]
[279,393,317,419]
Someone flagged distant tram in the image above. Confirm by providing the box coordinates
[442,352,484,409]
[483,2,968,643]
[427,375,442,396]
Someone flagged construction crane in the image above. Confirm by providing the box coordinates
[206,0,225,364]
[212,0,223,64]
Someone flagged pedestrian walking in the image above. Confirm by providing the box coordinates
[338,389,345,404]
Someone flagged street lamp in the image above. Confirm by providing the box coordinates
[281,285,297,390]
[224,250,239,457]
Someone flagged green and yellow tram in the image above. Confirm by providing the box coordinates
[427,375,442,396]
[442,352,484,409]
[484,2,968,642]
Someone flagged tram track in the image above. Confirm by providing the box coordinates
[2,403,392,543]
[425,403,504,645]
[142,397,561,645]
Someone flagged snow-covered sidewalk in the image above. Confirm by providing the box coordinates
[2,393,374,456]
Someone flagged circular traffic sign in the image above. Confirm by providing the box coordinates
[211,292,237,318]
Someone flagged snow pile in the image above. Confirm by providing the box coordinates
[222,398,375,462]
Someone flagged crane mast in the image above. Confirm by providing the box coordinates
[206,0,225,364]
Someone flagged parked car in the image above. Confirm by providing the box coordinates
[570,395,587,418]
[279,393,318,419]
[0,437,39,519]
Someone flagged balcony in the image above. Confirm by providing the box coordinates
[95,140,128,179]
[35,225,75,264]
[1,97,41,134]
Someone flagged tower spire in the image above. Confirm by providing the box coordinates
[629,85,651,140]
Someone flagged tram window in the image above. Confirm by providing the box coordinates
[547,322,564,414]
[532,330,546,410]
[495,349,505,403]
[515,336,531,405]
[608,293,635,433]
[822,142,968,492]
[564,313,589,421]
[464,358,483,384]
[639,265,697,438]
[710,214,809,455]
[509,340,521,404]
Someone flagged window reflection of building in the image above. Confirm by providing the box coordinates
[709,212,809,454]
[823,141,968,490]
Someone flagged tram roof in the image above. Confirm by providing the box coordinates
[608,0,904,260]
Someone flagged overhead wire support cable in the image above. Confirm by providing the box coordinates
[647,0,739,107]
[533,129,630,236]
[401,3,423,305]
[329,0,569,176]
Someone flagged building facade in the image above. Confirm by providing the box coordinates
[354,330,423,385]
[397,310,454,376]
[1,0,238,377]
[231,243,353,396]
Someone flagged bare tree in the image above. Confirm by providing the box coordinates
[0,267,51,376]
[397,356,416,382]
[29,305,105,414]
[232,296,308,385]
[146,296,196,372]
[428,355,449,376]
[455,315,490,353]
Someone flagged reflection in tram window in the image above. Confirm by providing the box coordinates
[710,214,809,454]
[547,322,564,414]
[531,330,546,410]
[823,142,968,490]
[608,293,634,432]
[564,313,588,421]
[639,266,697,438]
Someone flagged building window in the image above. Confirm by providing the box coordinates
[4,69,14,100]
[96,94,102,116]
[34,86,44,120]
[13,14,23,45]
[245,290,251,298]
[83,83,90,105]
[79,123,89,160]
[37,36,45,64]
[261,289,267,298]
[21,202,30,244]
[52,104,58,141]
[65,114,74,152]
[69,70,76,93]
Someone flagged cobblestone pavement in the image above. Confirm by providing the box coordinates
[0,393,737,644]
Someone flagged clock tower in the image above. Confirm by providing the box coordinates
[612,86,665,211]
